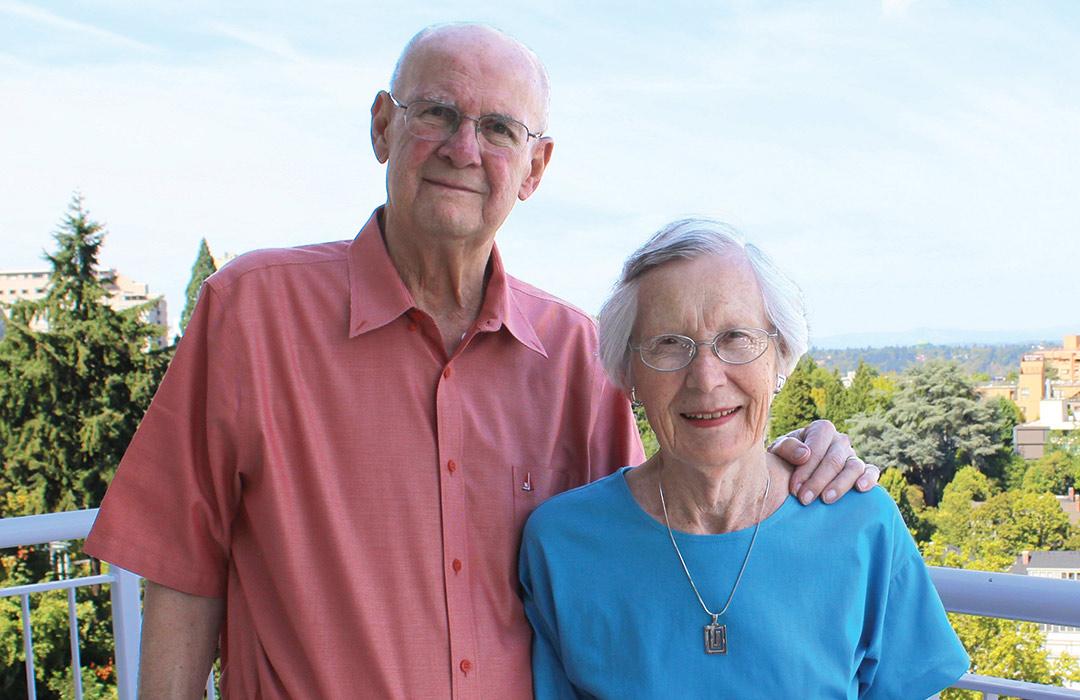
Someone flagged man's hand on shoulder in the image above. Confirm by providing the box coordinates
[768,419,880,505]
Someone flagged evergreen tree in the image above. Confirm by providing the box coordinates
[878,467,928,539]
[846,361,1006,505]
[843,360,893,419]
[179,237,217,334]
[0,195,172,516]
[768,355,819,441]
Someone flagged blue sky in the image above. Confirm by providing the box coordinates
[2,1,1078,344]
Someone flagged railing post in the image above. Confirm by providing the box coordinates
[109,565,142,700]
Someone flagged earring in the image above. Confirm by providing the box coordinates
[774,375,787,394]
[630,386,642,407]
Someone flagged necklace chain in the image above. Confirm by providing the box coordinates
[658,469,771,621]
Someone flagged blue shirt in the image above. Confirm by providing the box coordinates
[519,468,969,699]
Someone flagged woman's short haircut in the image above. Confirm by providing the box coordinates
[597,218,808,392]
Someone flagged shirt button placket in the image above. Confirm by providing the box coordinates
[437,360,476,698]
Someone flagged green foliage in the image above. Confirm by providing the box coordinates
[965,491,1072,564]
[768,356,820,441]
[1021,451,1079,495]
[846,361,1010,505]
[0,196,170,698]
[933,466,999,549]
[179,238,217,335]
[1047,429,1080,458]
[633,403,658,458]
[0,195,172,516]
[921,543,1080,697]
[1003,453,1030,491]
[878,468,932,541]
[812,342,1049,377]
[989,396,1024,449]
[841,360,894,424]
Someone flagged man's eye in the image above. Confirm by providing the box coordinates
[418,104,455,121]
[481,118,519,142]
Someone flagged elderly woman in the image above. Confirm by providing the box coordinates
[519,219,968,698]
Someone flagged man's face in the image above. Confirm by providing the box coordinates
[372,32,552,247]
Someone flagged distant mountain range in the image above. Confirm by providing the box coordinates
[812,325,1076,350]
[808,325,1078,376]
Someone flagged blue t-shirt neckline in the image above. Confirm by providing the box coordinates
[613,464,802,541]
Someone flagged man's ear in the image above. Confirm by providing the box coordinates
[371,91,393,164]
[517,137,554,201]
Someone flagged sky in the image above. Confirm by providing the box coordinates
[2,1,1078,346]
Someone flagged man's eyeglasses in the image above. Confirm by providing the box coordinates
[388,92,542,151]
[632,328,778,372]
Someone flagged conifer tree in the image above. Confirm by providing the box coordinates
[0,194,171,516]
[768,355,820,441]
[179,237,217,334]
[846,361,1006,505]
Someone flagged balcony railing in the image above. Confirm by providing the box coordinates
[3,509,1080,699]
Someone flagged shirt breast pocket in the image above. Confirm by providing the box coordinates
[512,463,573,532]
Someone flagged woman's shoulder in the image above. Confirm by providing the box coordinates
[523,468,631,540]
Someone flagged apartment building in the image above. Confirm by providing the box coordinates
[1010,548,1080,685]
[0,269,168,346]
[1017,335,1080,422]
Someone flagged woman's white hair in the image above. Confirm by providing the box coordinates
[597,218,808,392]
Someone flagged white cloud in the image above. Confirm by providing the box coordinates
[0,1,156,52]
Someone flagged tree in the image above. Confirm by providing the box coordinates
[1021,451,1079,495]
[878,468,932,541]
[0,194,172,515]
[768,355,819,441]
[179,238,217,334]
[965,491,1073,564]
[843,360,894,419]
[933,466,999,548]
[846,361,1008,505]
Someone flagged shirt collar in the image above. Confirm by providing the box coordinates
[347,207,548,358]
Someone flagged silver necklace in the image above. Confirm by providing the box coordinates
[658,469,771,655]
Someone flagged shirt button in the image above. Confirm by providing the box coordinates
[447,459,457,474]
[443,367,452,379]
[460,659,472,675]
[408,322,417,332]
[452,558,462,573]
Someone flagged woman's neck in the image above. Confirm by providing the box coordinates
[628,448,790,535]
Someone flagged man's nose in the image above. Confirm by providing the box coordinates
[437,118,483,167]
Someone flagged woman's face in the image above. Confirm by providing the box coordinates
[632,253,780,472]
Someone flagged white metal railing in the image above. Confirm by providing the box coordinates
[0,509,141,700]
[3,511,1080,699]
[929,567,1080,699]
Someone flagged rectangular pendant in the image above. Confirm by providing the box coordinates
[704,622,727,654]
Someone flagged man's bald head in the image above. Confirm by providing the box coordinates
[389,23,551,132]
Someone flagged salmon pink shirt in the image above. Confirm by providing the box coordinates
[85,209,644,699]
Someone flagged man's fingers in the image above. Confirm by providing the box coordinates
[856,463,881,491]
[769,435,811,466]
[793,434,851,504]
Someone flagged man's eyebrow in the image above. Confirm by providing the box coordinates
[415,94,523,122]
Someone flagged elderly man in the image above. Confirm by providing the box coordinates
[85,23,877,699]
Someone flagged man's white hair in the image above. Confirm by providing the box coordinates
[388,22,551,131]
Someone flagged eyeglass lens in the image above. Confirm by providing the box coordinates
[640,329,771,370]
[405,101,527,149]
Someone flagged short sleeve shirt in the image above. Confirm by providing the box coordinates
[520,469,970,699]
[84,209,644,699]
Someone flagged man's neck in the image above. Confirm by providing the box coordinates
[382,213,494,355]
